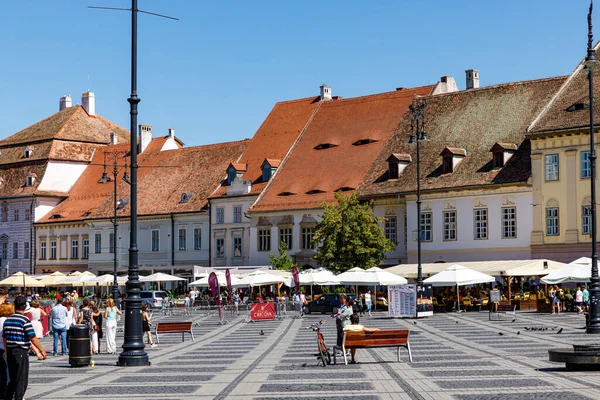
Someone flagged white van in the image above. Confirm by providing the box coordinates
[140,291,168,309]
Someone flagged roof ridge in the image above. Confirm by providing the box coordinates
[322,85,434,104]
[275,96,320,105]
[53,105,82,140]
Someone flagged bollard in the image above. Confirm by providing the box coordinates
[68,324,91,367]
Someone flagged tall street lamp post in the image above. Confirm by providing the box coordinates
[586,0,600,335]
[408,97,428,286]
[99,151,130,310]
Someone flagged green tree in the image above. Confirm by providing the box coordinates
[312,191,394,273]
[269,241,294,270]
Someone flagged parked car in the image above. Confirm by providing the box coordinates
[140,291,168,309]
[305,293,361,314]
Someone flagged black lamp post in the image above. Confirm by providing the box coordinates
[408,97,428,286]
[586,0,600,334]
[98,151,130,310]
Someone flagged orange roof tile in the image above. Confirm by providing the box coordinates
[37,138,250,223]
[250,86,434,212]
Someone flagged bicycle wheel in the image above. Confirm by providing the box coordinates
[319,345,328,367]
[323,347,331,365]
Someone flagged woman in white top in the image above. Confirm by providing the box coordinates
[104,298,122,354]
[29,301,46,359]
[364,290,372,316]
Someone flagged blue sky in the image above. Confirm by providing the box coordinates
[0,1,591,147]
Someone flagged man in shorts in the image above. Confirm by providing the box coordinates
[575,286,584,314]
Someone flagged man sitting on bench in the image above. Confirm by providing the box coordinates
[343,314,379,364]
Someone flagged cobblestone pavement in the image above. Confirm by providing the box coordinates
[23,308,600,399]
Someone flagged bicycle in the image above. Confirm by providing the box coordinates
[306,320,331,367]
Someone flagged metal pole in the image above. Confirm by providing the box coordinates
[112,161,120,309]
[416,128,422,286]
[118,0,148,365]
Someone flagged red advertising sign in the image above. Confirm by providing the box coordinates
[292,266,300,293]
[225,269,232,303]
[208,272,222,321]
[250,302,276,321]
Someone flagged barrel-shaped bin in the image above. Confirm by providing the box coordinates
[68,324,91,367]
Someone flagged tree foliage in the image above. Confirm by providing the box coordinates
[312,191,394,273]
[269,241,294,270]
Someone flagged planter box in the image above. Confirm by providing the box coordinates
[537,300,552,313]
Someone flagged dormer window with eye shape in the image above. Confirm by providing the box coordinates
[314,143,338,150]
[490,143,517,169]
[261,159,281,182]
[566,102,588,112]
[306,189,325,195]
[180,192,194,204]
[24,147,32,158]
[386,153,412,179]
[440,147,467,174]
[278,191,296,197]
[226,163,247,185]
[352,139,379,146]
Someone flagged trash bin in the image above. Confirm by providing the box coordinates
[68,324,91,367]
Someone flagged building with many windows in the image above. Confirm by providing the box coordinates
[360,72,567,264]
[35,126,249,278]
[526,43,600,262]
[0,92,129,275]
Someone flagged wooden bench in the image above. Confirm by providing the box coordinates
[334,329,412,365]
[154,322,194,344]
[489,304,517,321]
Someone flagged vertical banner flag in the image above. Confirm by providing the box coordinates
[292,266,300,293]
[225,269,233,305]
[209,272,222,321]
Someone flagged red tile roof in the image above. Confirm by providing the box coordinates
[37,138,250,223]
[249,86,434,212]
[359,77,567,198]
[210,96,321,199]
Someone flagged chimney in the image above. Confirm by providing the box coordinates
[320,84,332,101]
[138,124,152,154]
[110,132,118,145]
[59,95,72,111]
[431,76,459,95]
[81,91,96,116]
[465,69,480,90]
[168,128,175,139]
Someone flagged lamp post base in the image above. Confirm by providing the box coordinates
[117,351,149,367]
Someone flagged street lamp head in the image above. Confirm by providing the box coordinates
[122,171,131,185]
[408,135,416,145]
[419,131,429,141]
[116,199,129,210]
[98,172,110,184]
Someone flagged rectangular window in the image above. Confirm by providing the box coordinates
[233,237,242,258]
[13,209,18,222]
[404,213,408,251]
[71,240,78,259]
[24,242,29,259]
[179,228,187,251]
[258,229,271,251]
[583,205,592,235]
[216,207,224,224]
[420,212,432,242]
[1,243,6,260]
[546,207,559,236]
[39,242,46,260]
[24,209,30,221]
[194,228,201,250]
[443,210,457,241]
[301,227,315,250]
[279,228,292,250]
[109,232,115,253]
[216,238,225,258]
[1,205,7,223]
[545,154,559,181]
[501,207,517,239]
[151,230,159,251]
[473,209,488,240]
[12,242,18,259]
[233,206,242,223]
[94,233,102,254]
[83,239,89,259]
[582,151,591,179]
[50,241,57,259]
[385,216,397,245]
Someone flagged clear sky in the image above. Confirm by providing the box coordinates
[0,1,592,147]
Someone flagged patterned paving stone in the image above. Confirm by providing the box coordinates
[258,382,373,392]
[455,392,593,400]
[77,385,201,395]
[435,379,550,389]
[113,374,213,383]
[411,361,498,368]
[419,369,522,377]
[132,366,226,373]
[268,372,367,380]
[254,397,381,400]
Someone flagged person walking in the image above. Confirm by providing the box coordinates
[3,296,46,400]
[232,289,240,315]
[64,299,76,352]
[583,286,590,312]
[299,291,307,317]
[575,286,584,314]
[364,290,372,317]
[0,302,14,399]
[333,294,353,351]
[50,298,68,356]
[77,299,94,354]
[104,298,122,354]
[29,302,46,360]
[91,306,103,354]
[142,304,156,348]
